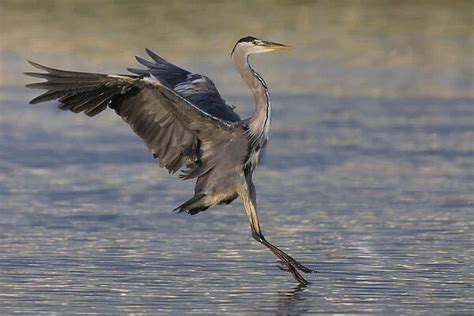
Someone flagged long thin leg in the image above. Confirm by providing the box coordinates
[238,176,315,285]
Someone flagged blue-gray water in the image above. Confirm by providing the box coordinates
[1,1,473,314]
[1,90,473,314]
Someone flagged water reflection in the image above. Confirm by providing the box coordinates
[277,283,307,314]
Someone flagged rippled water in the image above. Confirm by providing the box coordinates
[1,91,473,314]
[1,1,473,314]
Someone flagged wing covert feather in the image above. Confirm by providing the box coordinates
[25,61,238,176]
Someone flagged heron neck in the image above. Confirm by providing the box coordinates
[232,51,271,141]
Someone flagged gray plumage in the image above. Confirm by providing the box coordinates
[25,36,314,285]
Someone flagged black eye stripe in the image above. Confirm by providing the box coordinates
[238,36,258,44]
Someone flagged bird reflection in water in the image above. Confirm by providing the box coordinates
[277,283,309,314]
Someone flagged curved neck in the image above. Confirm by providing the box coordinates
[232,50,271,141]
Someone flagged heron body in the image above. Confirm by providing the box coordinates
[25,36,314,285]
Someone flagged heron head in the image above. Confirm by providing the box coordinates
[231,36,290,56]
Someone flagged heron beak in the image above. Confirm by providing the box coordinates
[263,41,290,51]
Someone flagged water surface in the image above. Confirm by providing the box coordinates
[0,1,473,314]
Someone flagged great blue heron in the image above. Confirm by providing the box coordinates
[25,36,315,285]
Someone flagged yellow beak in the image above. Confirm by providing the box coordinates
[266,44,290,51]
[260,40,290,51]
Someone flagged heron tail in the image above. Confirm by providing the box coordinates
[173,193,210,215]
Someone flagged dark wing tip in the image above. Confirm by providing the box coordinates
[144,48,155,56]
[27,60,49,71]
[127,67,148,76]
[135,55,148,65]
[27,60,38,67]
[145,48,166,63]
[145,48,168,64]
[28,94,46,104]
[24,72,46,80]
[25,82,44,89]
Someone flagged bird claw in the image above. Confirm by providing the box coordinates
[277,260,290,271]
[276,259,317,286]
[278,254,316,273]
[277,259,317,273]
[298,264,318,274]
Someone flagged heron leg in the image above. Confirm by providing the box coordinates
[238,177,315,285]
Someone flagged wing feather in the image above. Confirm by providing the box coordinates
[25,61,238,177]
[128,49,241,123]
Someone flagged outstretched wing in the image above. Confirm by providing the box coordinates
[128,49,241,123]
[25,61,237,176]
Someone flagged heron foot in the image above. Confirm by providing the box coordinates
[258,237,315,285]
[278,259,317,274]
[282,261,310,285]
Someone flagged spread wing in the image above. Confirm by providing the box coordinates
[128,49,241,123]
[24,60,240,177]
